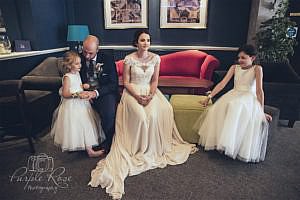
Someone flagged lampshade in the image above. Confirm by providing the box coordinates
[67,25,89,42]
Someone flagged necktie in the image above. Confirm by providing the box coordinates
[88,61,94,78]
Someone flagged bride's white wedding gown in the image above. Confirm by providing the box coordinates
[88,54,196,199]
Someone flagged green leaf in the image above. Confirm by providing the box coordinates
[255,0,298,63]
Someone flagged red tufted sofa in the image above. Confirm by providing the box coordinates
[115,50,220,94]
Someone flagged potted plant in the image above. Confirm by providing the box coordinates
[255,0,299,82]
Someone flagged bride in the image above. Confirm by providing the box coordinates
[88,29,197,199]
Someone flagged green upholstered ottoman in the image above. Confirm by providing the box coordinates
[170,95,211,144]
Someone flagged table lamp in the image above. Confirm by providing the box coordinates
[67,25,89,53]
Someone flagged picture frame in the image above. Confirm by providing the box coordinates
[14,40,31,52]
[104,0,148,29]
[160,0,208,29]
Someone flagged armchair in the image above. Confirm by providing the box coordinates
[0,80,35,153]
[22,57,65,91]
[21,57,65,136]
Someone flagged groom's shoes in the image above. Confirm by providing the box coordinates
[92,145,109,155]
[92,145,104,151]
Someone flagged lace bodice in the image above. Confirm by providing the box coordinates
[234,65,256,93]
[124,54,160,85]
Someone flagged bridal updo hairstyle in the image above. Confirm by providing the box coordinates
[132,29,150,47]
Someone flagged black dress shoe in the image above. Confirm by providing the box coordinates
[92,145,103,151]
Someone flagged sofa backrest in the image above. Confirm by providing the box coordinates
[27,57,65,77]
[115,50,220,80]
[160,50,206,77]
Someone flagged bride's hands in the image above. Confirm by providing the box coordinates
[135,94,153,106]
[135,95,147,106]
[143,94,153,106]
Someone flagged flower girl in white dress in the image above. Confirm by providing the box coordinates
[50,51,105,157]
[194,44,272,162]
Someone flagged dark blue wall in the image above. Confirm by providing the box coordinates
[0,0,67,50]
[71,0,251,46]
[0,0,252,50]
[0,0,252,80]
[30,0,68,50]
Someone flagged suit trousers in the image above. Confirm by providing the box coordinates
[92,93,117,152]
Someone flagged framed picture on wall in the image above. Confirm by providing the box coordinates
[14,40,31,52]
[104,0,148,29]
[160,0,208,29]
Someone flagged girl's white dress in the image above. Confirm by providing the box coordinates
[194,65,269,162]
[50,72,105,151]
[88,55,196,199]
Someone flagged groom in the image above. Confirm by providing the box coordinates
[80,35,119,154]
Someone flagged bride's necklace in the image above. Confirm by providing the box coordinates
[136,52,150,61]
[136,52,151,72]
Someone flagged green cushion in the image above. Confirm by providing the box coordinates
[170,95,211,143]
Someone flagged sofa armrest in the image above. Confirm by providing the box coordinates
[200,55,220,80]
[0,80,23,98]
[22,76,61,91]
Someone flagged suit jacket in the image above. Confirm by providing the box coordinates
[80,52,119,99]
